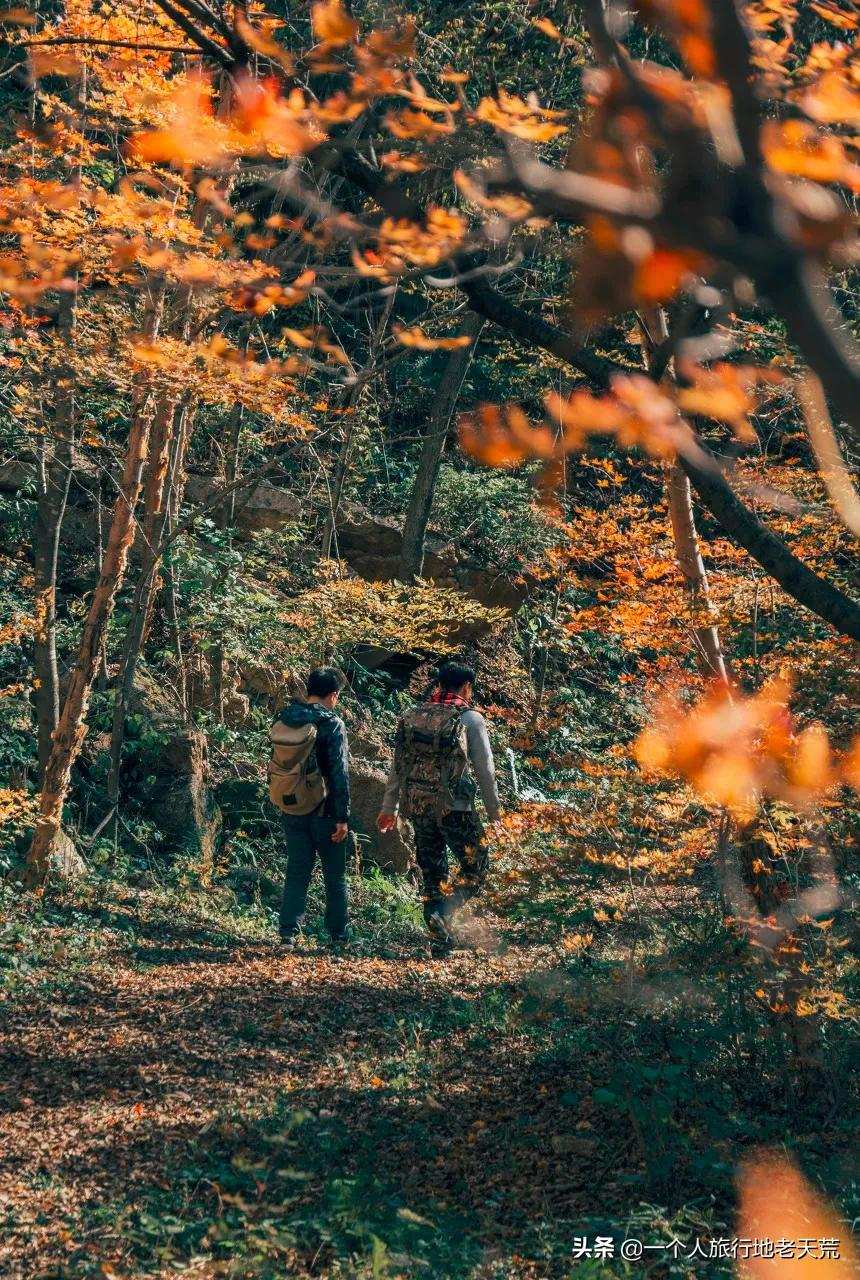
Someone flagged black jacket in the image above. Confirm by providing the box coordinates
[276,701,350,823]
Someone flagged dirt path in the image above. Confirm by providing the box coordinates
[0,904,609,1279]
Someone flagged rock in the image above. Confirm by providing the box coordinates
[349,756,413,875]
[335,515,534,610]
[225,865,281,906]
[237,661,304,712]
[49,830,88,882]
[455,562,533,611]
[0,460,35,493]
[183,473,302,536]
[148,726,222,866]
[186,653,250,725]
[216,778,275,836]
[129,672,223,866]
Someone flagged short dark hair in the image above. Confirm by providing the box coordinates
[306,667,345,698]
[437,661,476,693]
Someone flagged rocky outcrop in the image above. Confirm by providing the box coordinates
[50,830,88,882]
[148,726,222,866]
[237,662,305,713]
[183,473,302,536]
[185,653,250,724]
[129,673,222,866]
[348,756,413,875]
[335,515,534,610]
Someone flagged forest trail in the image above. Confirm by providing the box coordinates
[0,888,615,1279]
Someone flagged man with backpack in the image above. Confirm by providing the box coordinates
[269,667,352,950]
[376,661,501,954]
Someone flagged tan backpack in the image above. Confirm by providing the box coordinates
[268,719,327,816]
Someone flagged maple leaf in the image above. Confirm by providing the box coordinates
[129,75,229,169]
[234,14,295,74]
[394,325,474,351]
[312,0,358,46]
[386,108,455,141]
[532,16,563,40]
[0,7,37,23]
[29,50,81,78]
[737,1153,859,1277]
[808,0,858,29]
[475,90,569,142]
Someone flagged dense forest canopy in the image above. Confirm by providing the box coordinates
[0,0,858,1277]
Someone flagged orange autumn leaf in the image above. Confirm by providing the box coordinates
[764,120,860,192]
[460,404,555,467]
[394,325,474,351]
[633,246,702,304]
[532,16,563,40]
[312,0,358,45]
[475,88,568,142]
[234,15,295,74]
[130,76,229,169]
[0,6,37,23]
[231,77,319,156]
[381,150,428,173]
[808,1,858,30]
[281,327,315,349]
[29,50,82,78]
[737,1153,859,1277]
[843,736,860,790]
[633,680,851,817]
[386,108,455,141]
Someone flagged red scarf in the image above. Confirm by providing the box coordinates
[429,691,468,708]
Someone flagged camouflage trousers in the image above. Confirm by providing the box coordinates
[411,809,489,930]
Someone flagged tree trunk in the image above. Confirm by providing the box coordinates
[105,394,180,814]
[33,292,76,777]
[321,291,396,562]
[639,308,731,684]
[26,289,165,883]
[398,313,485,583]
[162,398,195,716]
[666,462,731,683]
[208,397,244,723]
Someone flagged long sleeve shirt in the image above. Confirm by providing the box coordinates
[381,706,501,823]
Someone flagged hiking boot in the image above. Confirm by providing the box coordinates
[427,911,455,957]
[279,934,300,952]
[330,925,356,948]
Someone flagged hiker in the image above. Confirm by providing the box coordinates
[268,667,352,950]
[376,661,501,952]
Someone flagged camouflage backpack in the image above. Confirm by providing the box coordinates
[394,701,469,820]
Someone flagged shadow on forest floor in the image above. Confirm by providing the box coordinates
[0,877,857,1279]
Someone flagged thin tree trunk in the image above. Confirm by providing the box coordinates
[163,399,194,716]
[321,292,396,562]
[33,291,76,776]
[25,288,165,883]
[209,396,245,722]
[398,313,485,583]
[640,309,730,684]
[320,388,360,563]
[105,394,179,813]
[666,462,731,683]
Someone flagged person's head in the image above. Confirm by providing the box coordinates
[305,666,346,709]
[437,660,476,703]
